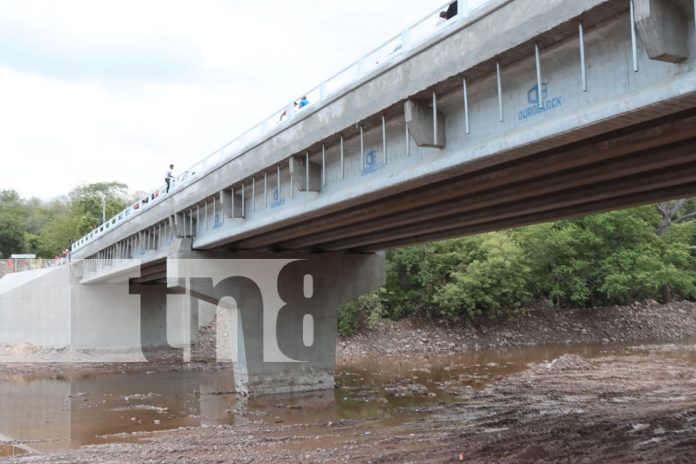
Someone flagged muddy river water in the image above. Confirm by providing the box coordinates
[0,340,694,460]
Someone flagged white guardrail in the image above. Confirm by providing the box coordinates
[0,257,69,277]
[71,0,490,253]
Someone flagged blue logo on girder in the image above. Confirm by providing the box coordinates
[518,83,562,121]
[271,189,285,208]
[362,149,384,175]
[527,83,548,105]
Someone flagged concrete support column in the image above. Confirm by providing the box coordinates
[168,245,385,396]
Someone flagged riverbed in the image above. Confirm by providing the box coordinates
[1,339,695,462]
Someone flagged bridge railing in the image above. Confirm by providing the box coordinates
[0,257,68,277]
[71,0,491,254]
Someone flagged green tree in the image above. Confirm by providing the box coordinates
[432,232,531,319]
[36,182,130,256]
[0,213,25,258]
[38,210,83,257]
[338,290,385,336]
[69,182,129,235]
[384,238,480,318]
[518,206,695,307]
[0,190,27,257]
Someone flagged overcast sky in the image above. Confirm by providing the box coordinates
[0,0,484,200]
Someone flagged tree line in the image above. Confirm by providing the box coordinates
[339,200,696,335]
[0,183,131,258]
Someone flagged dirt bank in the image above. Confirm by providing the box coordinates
[337,300,696,361]
[0,301,693,380]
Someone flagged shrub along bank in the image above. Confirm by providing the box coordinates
[338,203,696,336]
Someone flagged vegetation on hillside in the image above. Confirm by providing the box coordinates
[0,183,130,258]
[339,202,696,335]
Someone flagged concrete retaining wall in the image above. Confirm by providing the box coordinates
[0,267,71,347]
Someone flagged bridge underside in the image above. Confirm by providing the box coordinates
[224,109,696,253]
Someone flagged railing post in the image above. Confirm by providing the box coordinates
[319,81,327,101]
[401,28,412,52]
[458,0,470,18]
[356,57,366,78]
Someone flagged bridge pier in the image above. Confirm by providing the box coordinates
[168,240,385,396]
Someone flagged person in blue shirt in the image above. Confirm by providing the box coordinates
[298,96,309,109]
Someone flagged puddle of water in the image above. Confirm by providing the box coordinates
[0,340,693,453]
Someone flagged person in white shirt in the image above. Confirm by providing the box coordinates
[165,164,175,193]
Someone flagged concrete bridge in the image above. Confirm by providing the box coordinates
[2,0,696,395]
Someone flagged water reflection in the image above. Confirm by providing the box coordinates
[0,340,692,452]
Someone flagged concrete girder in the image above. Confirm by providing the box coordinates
[635,0,690,62]
[360,181,696,252]
[404,99,446,148]
[319,145,696,251]
[232,114,696,250]
[277,138,696,250]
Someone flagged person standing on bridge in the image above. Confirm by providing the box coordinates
[165,164,175,193]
